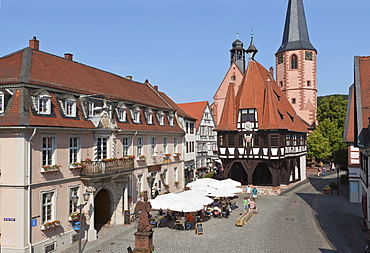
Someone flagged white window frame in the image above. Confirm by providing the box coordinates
[163,137,168,154]
[69,185,80,215]
[137,174,143,193]
[151,137,156,156]
[137,137,143,157]
[168,113,174,126]
[41,190,55,224]
[65,99,77,117]
[69,137,80,164]
[95,137,108,160]
[42,137,55,166]
[174,167,178,182]
[174,138,178,153]
[0,93,4,113]
[38,96,51,115]
[88,102,95,117]
[123,137,130,156]
[132,106,141,123]
[117,108,127,122]
[146,109,153,124]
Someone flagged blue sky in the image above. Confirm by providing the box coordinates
[1,0,369,103]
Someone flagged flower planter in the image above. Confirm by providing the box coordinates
[323,188,332,194]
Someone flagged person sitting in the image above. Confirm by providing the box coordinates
[185,212,195,229]
[213,205,221,218]
[222,204,229,218]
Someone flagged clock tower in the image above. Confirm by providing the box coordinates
[275,0,317,127]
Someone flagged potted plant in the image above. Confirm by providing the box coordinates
[69,162,84,169]
[127,155,135,160]
[83,157,92,163]
[164,154,171,157]
[323,185,332,194]
[138,155,146,160]
[41,164,62,173]
[174,181,180,186]
[174,153,181,157]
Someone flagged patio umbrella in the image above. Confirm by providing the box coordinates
[149,198,171,210]
[186,178,218,188]
[168,201,204,213]
[207,187,240,198]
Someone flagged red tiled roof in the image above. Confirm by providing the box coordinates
[343,85,355,143]
[177,101,208,131]
[157,91,197,121]
[358,57,370,130]
[0,51,23,84]
[219,60,308,132]
[214,83,237,131]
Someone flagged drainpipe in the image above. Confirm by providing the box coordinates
[28,128,37,253]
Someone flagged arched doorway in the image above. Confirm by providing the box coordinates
[252,163,272,186]
[229,162,247,185]
[94,189,111,231]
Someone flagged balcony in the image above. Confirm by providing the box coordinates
[80,159,134,179]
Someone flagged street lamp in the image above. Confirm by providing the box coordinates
[337,163,340,196]
[72,191,91,253]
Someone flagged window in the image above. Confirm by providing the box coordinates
[42,137,55,166]
[38,97,51,114]
[263,136,268,146]
[163,169,168,185]
[133,106,141,123]
[157,112,164,126]
[88,102,95,117]
[137,137,143,156]
[186,141,189,153]
[163,137,168,154]
[253,134,259,147]
[292,135,297,146]
[278,54,283,64]
[219,135,224,146]
[271,135,278,147]
[42,191,54,223]
[279,81,283,87]
[151,137,156,156]
[117,108,126,122]
[69,186,79,214]
[291,98,296,104]
[96,137,108,160]
[186,122,189,133]
[189,123,194,134]
[291,55,298,69]
[286,134,291,146]
[123,137,130,156]
[146,110,153,124]
[241,109,255,122]
[65,100,76,117]
[174,138,178,153]
[228,135,235,146]
[69,137,80,164]
[307,80,311,86]
[168,115,174,126]
[238,135,244,147]
[137,174,143,193]
[174,167,178,182]
[0,93,4,113]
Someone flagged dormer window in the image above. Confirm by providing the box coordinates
[0,93,4,113]
[157,111,164,126]
[38,96,51,114]
[116,102,127,122]
[65,97,77,117]
[240,109,255,122]
[88,102,95,117]
[168,114,174,126]
[132,106,141,123]
[146,109,153,124]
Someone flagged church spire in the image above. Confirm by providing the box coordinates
[276,0,316,54]
[246,31,258,61]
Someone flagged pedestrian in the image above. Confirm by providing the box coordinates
[151,183,159,198]
[252,187,258,198]
[242,197,249,212]
[246,185,252,197]
[330,162,336,172]
[322,166,326,176]
[317,167,321,177]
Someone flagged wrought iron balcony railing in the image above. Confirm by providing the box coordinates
[80,159,134,177]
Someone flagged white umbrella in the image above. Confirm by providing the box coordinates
[186,178,218,187]
[168,201,204,213]
[207,187,240,198]
[149,198,171,210]
[208,178,242,189]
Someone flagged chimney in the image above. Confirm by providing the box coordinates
[29,36,39,50]
[125,76,132,80]
[64,53,73,61]
[153,86,158,91]
[269,67,274,79]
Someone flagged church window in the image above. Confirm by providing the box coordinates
[280,81,283,87]
[231,75,236,81]
[278,54,283,64]
[291,55,298,69]
[307,80,311,86]
[291,98,296,104]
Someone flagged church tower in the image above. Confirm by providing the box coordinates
[275,0,317,127]
[230,34,246,73]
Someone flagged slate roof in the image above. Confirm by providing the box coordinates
[215,60,308,133]
[276,0,316,54]
[177,101,209,131]
[0,43,183,133]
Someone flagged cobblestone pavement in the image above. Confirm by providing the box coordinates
[63,171,366,253]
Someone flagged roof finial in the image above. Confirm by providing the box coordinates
[236,32,239,40]
[246,30,258,61]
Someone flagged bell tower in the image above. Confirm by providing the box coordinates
[230,33,246,73]
[275,0,317,126]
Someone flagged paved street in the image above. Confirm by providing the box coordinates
[63,171,366,253]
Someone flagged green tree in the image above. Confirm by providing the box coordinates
[317,96,347,129]
[307,129,331,161]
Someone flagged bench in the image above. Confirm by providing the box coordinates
[235,210,254,227]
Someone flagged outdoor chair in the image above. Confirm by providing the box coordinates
[158,218,167,227]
